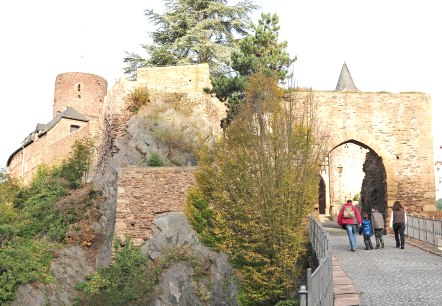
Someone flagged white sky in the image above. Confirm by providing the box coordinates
[1,0,441,196]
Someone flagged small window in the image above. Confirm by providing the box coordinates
[70,125,80,133]
[77,84,81,91]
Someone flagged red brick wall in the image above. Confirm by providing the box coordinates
[115,167,196,245]
[53,72,107,119]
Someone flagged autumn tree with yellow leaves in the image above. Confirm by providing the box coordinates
[186,72,328,305]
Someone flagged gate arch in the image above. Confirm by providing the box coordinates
[309,64,436,216]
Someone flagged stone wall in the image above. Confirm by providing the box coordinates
[115,167,196,246]
[53,72,107,119]
[137,64,211,93]
[309,91,435,212]
[8,119,90,183]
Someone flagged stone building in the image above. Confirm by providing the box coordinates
[7,63,436,223]
[6,64,214,183]
[318,63,436,218]
[7,72,107,183]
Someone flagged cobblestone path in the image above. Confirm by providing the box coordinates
[324,219,442,306]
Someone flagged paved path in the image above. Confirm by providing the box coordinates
[321,216,442,306]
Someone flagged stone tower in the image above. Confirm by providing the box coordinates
[53,72,108,120]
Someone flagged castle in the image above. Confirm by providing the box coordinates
[7,63,436,236]
[7,72,107,183]
[6,64,213,184]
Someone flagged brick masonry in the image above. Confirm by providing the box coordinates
[53,72,108,119]
[115,167,196,246]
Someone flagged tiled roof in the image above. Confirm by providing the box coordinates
[6,107,89,166]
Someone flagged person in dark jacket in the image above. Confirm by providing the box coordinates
[359,212,374,250]
[338,200,362,251]
[371,206,385,249]
[389,200,407,249]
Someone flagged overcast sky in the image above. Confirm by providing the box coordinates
[1,0,441,196]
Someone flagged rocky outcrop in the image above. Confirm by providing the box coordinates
[11,246,94,306]
[142,212,238,306]
[93,79,225,269]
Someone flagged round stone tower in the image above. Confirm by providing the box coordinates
[53,72,107,119]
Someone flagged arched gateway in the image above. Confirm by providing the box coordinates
[315,63,435,219]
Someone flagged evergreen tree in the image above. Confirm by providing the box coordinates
[212,13,296,128]
[123,0,257,79]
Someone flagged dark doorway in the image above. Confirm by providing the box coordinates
[360,150,388,221]
[318,177,326,214]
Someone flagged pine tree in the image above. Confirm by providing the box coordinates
[212,13,296,128]
[123,0,257,79]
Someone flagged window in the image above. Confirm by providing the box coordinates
[77,84,81,91]
[70,125,80,133]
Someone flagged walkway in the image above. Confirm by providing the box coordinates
[320,216,442,306]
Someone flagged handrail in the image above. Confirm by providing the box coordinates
[299,215,333,306]
[405,214,442,248]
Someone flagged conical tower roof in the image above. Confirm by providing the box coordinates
[335,63,359,92]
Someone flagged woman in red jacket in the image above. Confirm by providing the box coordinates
[338,199,362,251]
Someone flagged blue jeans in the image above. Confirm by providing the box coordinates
[345,224,357,250]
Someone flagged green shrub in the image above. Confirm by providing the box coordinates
[58,138,95,188]
[0,224,17,247]
[75,239,202,306]
[184,187,218,248]
[0,239,55,303]
[0,138,98,303]
[148,152,164,167]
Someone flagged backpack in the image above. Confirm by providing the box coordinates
[343,205,355,219]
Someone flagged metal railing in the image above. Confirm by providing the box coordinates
[299,215,334,306]
[405,214,442,247]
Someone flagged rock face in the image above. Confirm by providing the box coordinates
[11,246,94,306]
[141,212,238,306]
[9,72,227,305]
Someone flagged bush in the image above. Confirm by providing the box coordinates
[0,224,17,247]
[148,152,164,167]
[128,87,150,114]
[75,239,202,306]
[0,239,55,303]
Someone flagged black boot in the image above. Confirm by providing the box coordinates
[364,240,370,250]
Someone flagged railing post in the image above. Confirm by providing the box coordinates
[307,268,312,306]
[299,285,308,306]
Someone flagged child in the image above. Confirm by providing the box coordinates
[359,212,374,250]
[371,206,385,249]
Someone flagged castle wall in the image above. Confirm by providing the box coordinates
[310,91,435,213]
[54,72,107,119]
[8,119,90,183]
[136,64,211,93]
[115,167,196,246]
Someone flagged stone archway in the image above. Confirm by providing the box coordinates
[306,88,436,215]
[303,64,436,216]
